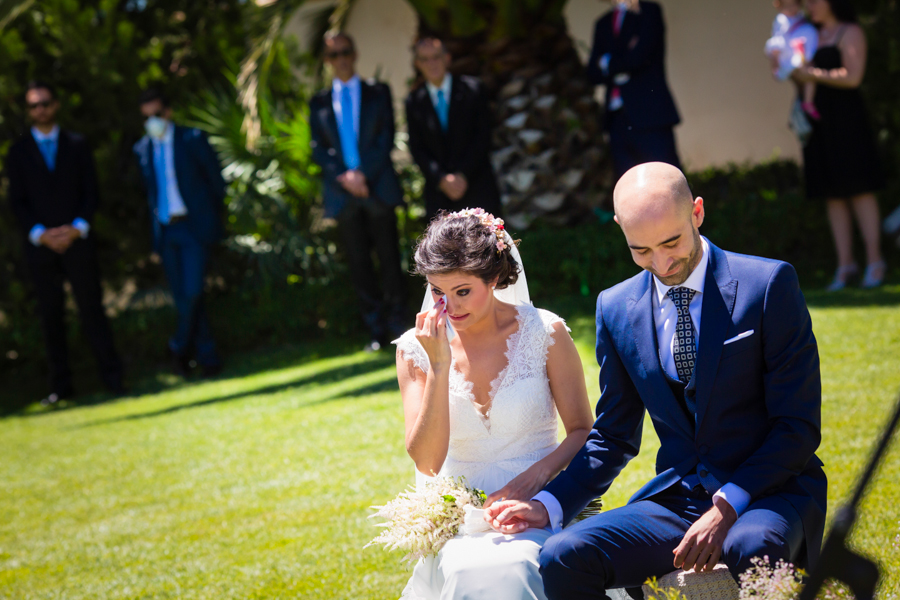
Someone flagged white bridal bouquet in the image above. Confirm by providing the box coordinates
[366,476,487,564]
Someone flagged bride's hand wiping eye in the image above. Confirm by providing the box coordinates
[414,298,452,370]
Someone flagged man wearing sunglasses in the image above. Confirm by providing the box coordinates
[405,37,502,222]
[133,88,225,377]
[6,81,124,404]
[309,32,407,352]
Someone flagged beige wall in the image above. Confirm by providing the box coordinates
[288,0,801,169]
[287,0,418,115]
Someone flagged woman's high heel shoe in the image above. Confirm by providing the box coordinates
[826,263,859,292]
[861,261,886,289]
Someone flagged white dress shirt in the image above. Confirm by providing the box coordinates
[331,75,361,138]
[28,125,90,246]
[425,73,452,112]
[151,123,189,220]
[534,237,750,533]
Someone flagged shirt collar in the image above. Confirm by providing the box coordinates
[150,122,175,146]
[653,236,710,305]
[31,125,60,143]
[425,73,451,97]
[332,74,360,96]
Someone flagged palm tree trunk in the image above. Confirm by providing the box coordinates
[413,10,612,229]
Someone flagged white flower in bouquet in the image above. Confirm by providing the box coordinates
[366,476,486,564]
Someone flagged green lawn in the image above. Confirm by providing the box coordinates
[2,287,899,599]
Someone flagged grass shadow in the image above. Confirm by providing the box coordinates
[73,352,397,428]
[2,337,385,419]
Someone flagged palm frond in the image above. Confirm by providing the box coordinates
[0,0,35,31]
[237,0,357,149]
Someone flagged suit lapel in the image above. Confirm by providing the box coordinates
[54,130,69,173]
[447,75,464,135]
[172,126,186,200]
[24,132,51,175]
[693,243,737,429]
[626,272,695,439]
[358,80,374,152]
[139,137,158,206]
[318,91,343,161]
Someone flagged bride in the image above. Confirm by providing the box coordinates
[393,208,593,599]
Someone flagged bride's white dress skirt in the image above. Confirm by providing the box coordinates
[401,528,552,600]
[394,304,567,600]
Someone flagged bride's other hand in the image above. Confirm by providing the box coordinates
[415,298,451,370]
[484,499,550,533]
[483,463,550,509]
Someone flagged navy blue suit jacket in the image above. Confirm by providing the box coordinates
[544,241,826,567]
[133,126,226,253]
[405,75,501,218]
[587,1,680,130]
[7,129,99,236]
[309,79,403,219]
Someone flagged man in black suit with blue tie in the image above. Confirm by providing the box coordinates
[6,81,124,404]
[488,163,826,599]
[405,37,502,222]
[309,32,407,352]
[587,0,682,178]
[133,88,225,376]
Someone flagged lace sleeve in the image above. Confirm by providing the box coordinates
[536,308,571,349]
[393,329,430,374]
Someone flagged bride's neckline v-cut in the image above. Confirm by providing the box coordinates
[451,303,528,426]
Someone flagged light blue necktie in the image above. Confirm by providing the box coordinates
[339,85,360,170]
[153,141,170,225]
[435,89,449,131]
[38,138,57,171]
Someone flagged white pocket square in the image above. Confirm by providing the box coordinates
[724,330,754,345]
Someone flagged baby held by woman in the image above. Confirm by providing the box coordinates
[765,0,820,119]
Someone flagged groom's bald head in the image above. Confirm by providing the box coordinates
[613,162,694,228]
[612,162,706,286]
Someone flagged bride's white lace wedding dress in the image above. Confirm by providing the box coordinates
[394,302,566,600]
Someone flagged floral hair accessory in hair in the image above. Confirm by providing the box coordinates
[445,207,508,254]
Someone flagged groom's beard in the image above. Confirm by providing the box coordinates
[654,229,703,287]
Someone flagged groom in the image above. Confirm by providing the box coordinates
[487,162,826,598]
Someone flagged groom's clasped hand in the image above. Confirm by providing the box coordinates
[484,498,548,533]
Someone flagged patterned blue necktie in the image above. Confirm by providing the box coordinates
[339,84,360,170]
[668,286,724,494]
[435,89,449,131]
[153,141,170,225]
[38,138,57,171]
[667,287,697,384]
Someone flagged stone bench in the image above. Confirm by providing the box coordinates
[642,564,739,599]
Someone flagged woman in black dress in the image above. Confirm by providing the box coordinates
[793,0,886,290]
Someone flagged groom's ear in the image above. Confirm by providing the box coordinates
[613,214,620,226]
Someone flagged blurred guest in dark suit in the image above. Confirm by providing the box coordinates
[309,32,407,352]
[6,81,124,404]
[405,37,502,221]
[133,88,224,376]
[587,0,682,178]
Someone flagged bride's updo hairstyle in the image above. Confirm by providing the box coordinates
[414,208,520,289]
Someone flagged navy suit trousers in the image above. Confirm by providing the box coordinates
[539,479,804,600]
[608,110,681,179]
[159,221,219,366]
